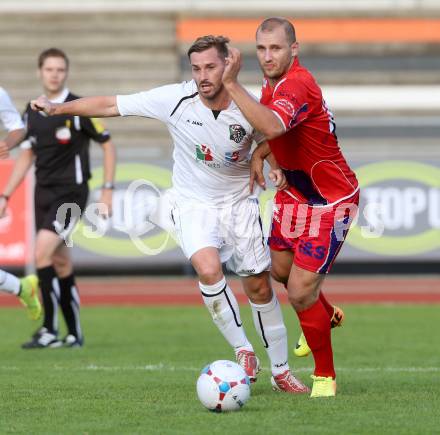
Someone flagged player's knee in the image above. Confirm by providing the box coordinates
[287,275,317,310]
[287,279,319,310]
[287,290,309,310]
[34,245,52,267]
[270,266,289,285]
[271,259,291,285]
[248,281,272,303]
[197,264,223,285]
[52,254,70,273]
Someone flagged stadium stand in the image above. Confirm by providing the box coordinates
[0,12,177,158]
[0,3,439,158]
[0,1,439,272]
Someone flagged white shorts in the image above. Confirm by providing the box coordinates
[157,190,270,277]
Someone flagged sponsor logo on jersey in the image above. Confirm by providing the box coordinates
[273,99,296,117]
[224,151,240,164]
[229,124,246,144]
[196,144,221,167]
[288,103,308,128]
[196,144,213,161]
[186,119,203,126]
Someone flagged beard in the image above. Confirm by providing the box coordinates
[261,61,287,79]
[260,54,294,81]
[197,82,222,100]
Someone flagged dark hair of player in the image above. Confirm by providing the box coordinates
[256,17,296,45]
[38,47,70,69]
[187,35,230,60]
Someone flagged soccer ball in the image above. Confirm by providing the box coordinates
[196,360,251,412]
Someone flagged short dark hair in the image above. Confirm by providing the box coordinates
[38,47,69,69]
[187,35,230,60]
[256,17,296,45]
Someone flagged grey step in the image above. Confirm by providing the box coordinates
[0,45,176,54]
[0,35,175,50]
[0,12,175,29]
[1,68,179,82]
[0,52,176,67]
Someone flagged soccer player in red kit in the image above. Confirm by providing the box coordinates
[222,17,359,397]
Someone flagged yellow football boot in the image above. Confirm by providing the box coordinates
[19,275,42,320]
[293,332,311,357]
[310,375,337,398]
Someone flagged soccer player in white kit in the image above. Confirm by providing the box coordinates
[0,87,42,320]
[31,36,309,392]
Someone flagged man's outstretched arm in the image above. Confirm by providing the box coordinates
[0,128,25,158]
[31,95,119,118]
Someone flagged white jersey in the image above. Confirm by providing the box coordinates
[0,87,24,132]
[117,80,264,207]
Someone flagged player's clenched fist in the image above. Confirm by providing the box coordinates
[269,169,288,191]
[222,47,242,86]
[30,95,56,115]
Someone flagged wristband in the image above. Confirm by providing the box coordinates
[102,182,114,190]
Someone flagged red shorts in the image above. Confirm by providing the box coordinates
[269,190,360,274]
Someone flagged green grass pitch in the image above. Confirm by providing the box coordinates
[0,304,439,434]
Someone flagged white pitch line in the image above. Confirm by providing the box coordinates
[82,363,199,372]
[80,365,440,373]
[1,365,439,373]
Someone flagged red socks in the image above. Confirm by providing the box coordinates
[297,299,336,378]
[319,291,334,318]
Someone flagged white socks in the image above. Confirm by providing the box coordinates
[250,293,290,376]
[0,269,21,295]
[199,277,253,354]
[200,277,290,376]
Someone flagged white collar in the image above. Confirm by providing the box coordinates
[48,88,69,104]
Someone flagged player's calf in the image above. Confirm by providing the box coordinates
[294,305,345,358]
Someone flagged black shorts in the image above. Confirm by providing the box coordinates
[34,183,89,235]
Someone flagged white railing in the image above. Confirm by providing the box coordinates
[246,85,440,112]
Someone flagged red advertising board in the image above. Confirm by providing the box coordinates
[0,160,33,266]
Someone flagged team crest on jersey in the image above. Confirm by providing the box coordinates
[55,126,71,145]
[229,124,246,144]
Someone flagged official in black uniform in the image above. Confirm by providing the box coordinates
[0,48,116,348]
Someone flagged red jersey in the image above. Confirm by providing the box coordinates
[260,58,358,206]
